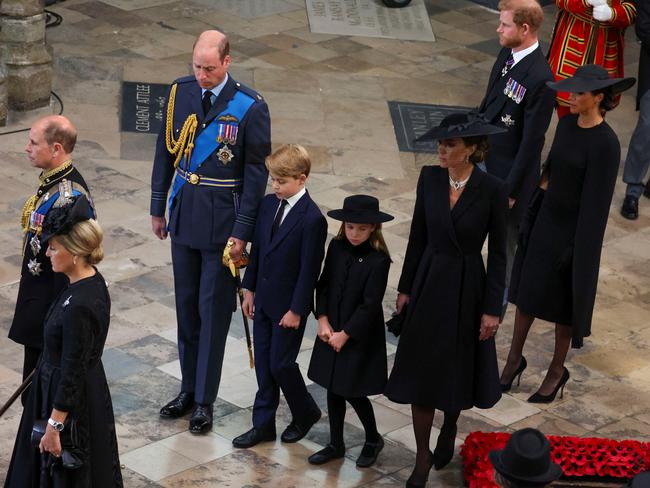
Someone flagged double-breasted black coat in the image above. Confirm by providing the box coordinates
[307,238,390,398]
[385,166,507,411]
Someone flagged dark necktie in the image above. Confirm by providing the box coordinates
[271,199,288,237]
[501,53,515,77]
[202,91,213,116]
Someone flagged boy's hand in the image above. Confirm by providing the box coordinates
[228,237,246,262]
[317,317,334,342]
[279,310,301,329]
[242,290,255,319]
[328,331,349,352]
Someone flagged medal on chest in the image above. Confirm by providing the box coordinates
[27,259,42,276]
[504,78,527,104]
[216,116,238,165]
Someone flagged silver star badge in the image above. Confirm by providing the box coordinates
[62,296,72,308]
[27,259,42,276]
[501,114,515,127]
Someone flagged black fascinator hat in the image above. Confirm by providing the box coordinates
[41,194,94,243]
[417,112,506,142]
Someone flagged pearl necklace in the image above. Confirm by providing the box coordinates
[449,174,471,191]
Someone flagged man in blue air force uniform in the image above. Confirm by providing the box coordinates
[150,30,271,434]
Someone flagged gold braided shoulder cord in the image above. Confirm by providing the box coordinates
[165,83,199,169]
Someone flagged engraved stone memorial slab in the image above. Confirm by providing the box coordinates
[388,101,470,153]
[121,81,168,134]
[306,0,435,42]
[189,0,300,18]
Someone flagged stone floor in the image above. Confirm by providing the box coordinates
[0,0,649,486]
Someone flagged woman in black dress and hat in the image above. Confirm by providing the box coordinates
[384,113,508,486]
[307,195,393,468]
[4,195,123,487]
[500,65,635,403]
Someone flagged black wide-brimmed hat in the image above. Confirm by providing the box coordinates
[327,195,394,224]
[417,112,506,142]
[489,428,562,485]
[547,64,635,94]
[41,194,94,242]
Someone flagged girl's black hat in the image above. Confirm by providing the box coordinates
[328,195,394,224]
[546,64,635,94]
[417,112,506,142]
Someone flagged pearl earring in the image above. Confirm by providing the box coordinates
[73,256,78,265]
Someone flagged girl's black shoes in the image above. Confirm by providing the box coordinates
[308,444,345,465]
[356,437,384,468]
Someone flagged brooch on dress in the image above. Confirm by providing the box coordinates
[62,295,72,308]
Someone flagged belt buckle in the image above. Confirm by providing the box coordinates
[188,173,200,185]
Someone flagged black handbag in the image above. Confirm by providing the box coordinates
[31,419,85,470]
[386,306,407,337]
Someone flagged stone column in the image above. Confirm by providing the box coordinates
[0,0,52,111]
[0,63,7,126]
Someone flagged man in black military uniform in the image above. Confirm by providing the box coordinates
[9,115,93,388]
[151,30,271,434]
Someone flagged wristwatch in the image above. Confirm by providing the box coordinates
[48,418,65,432]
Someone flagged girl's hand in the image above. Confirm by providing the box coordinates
[242,290,255,319]
[39,426,62,458]
[479,314,500,341]
[328,331,349,352]
[317,318,333,342]
[396,293,410,314]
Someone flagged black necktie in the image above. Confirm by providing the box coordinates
[271,199,288,237]
[202,91,213,116]
[501,53,515,77]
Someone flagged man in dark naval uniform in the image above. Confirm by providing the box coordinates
[9,115,93,387]
[479,0,555,312]
[151,30,271,434]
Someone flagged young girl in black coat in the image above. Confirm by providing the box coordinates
[307,194,393,468]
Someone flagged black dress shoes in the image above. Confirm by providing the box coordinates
[356,437,384,468]
[308,444,345,465]
[281,408,321,443]
[621,196,639,220]
[232,426,277,448]
[160,392,194,418]
[189,404,213,435]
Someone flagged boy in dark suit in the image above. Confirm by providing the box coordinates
[233,144,327,448]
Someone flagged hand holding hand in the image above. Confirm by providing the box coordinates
[228,237,246,262]
[39,426,62,458]
[593,4,613,21]
[396,293,410,314]
[317,317,334,342]
[151,216,168,240]
[279,310,301,329]
[328,331,349,352]
[242,290,255,319]
[479,314,500,341]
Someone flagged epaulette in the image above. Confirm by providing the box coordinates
[173,75,196,85]
[234,80,264,102]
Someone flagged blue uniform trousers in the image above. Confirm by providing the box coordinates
[623,90,650,198]
[252,308,316,429]
[171,240,235,405]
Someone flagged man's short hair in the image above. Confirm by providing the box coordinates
[266,144,311,178]
[499,0,544,32]
[193,30,230,62]
[42,119,77,153]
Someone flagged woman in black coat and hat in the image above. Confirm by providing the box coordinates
[4,195,123,487]
[384,113,508,487]
[307,195,393,468]
[500,65,635,403]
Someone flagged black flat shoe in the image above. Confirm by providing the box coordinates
[189,404,213,434]
[232,426,277,448]
[356,437,384,468]
[406,450,434,488]
[621,196,639,220]
[308,444,345,465]
[433,424,456,470]
[500,356,527,392]
[528,367,570,404]
[281,408,321,443]
[159,392,194,418]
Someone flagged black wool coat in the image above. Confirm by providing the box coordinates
[307,238,390,398]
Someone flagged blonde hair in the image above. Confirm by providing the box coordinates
[335,222,392,261]
[266,144,311,178]
[498,0,544,32]
[56,219,104,265]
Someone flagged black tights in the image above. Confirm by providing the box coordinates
[411,406,460,474]
[327,391,379,449]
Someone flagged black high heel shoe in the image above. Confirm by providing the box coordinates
[433,423,457,470]
[500,356,527,392]
[406,450,434,488]
[527,367,570,403]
